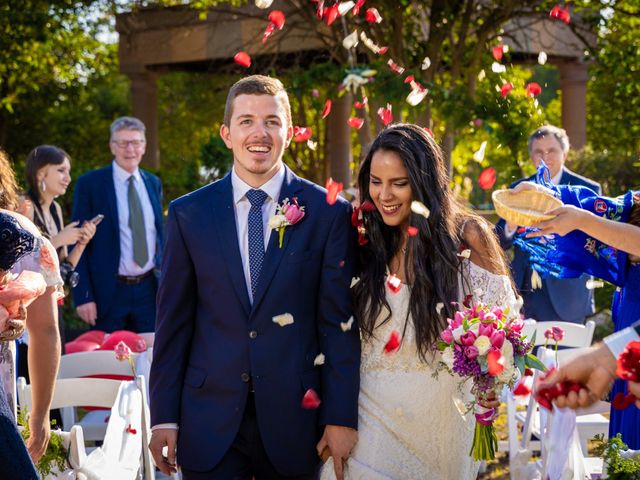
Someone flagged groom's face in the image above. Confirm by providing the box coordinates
[220,93,293,186]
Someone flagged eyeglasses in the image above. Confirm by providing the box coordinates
[532,148,562,159]
[112,139,145,149]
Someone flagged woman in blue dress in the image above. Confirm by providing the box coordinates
[507,179,640,448]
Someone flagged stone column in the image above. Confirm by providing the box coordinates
[129,72,160,169]
[326,93,353,186]
[558,61,588,150]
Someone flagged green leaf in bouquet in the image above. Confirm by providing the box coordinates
[463,317,470,331]
[525,353,546,372]
[527,329,537,348]
[436,340,448,351]
[477,355,488,374]
[515,354,526,375]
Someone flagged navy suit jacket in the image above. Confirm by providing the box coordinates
[496,168,601,322]
[149,167,361,475]
[71,165,163,317]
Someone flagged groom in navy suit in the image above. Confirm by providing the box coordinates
[496,125,601,323]
[149,75,360,480]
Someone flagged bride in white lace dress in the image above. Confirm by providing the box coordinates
[320,124,519,480]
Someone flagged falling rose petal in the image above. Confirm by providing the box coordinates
[457,248,471,259]
[306,139,317,151]
[313,353,326,366]
[301,388,322,409]
[268,10,286,29]
[377,104,393,126]
[404,75,414,84]
[321,99,332,119]
[359,31,383,54]
[477,69,486,81]
[347,117,365,129]
[262,22,276,44]
[272,313,295,327]
[421,56,431,70]
[491,62,506,73]
[353,0,366,15]
[386,274,403,293]
[315,1,325,19]
[365,7,382,23]
[436,302,444,314]
[337,0,355,16]
[500,82,514,97]
[550,4,570,24]
[492,44,505,61]
[531,269,542,290]
[473,141,487,163]
[342,30,359,49]
[387,59,405,75]
[513,380,532,396]
[254,0,274,8]
[233,51,252,68]
[407,87,427,106]
[410,200,430,218]
[586,279,604,289]
[407,226,418,236]
[378,46,389,55]
[525,82,542,97]
[339,260,345,268]
[424,127,434,137]
[383,330,402,353]
[324,4,339,25]
[325,177,343,205]
[487,350,506,376]
[354,96,368,108]
[478,167,497,190]
[340,316,355,331]
[538,51,548,65]
[350,277,360,288]
[360,200,376,212]
[293,126,312,142]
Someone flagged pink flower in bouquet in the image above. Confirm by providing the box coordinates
[551,326,564,342]
[464,345,479,360]
[490,330,505,349]
[440,328,454,344]
[450,311,464,329]
[0,270,46,316]
[508,318,524,334]
[460,331,476,347]
[114,340,132,361]
[482,312,498,322]
[478,323,495,338]
[283,201,305,225]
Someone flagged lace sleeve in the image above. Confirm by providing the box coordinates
[11,238,63,298]
[461,259,521,315]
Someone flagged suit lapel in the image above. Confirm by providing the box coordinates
[140,170,162,228]
[251,168,303,313]
[212,175,252,316]
[103,166,120,239]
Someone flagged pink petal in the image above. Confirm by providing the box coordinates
[387,59,405,74]
[407,226,418,236]
[500,82,514,97]
[364,7,382,23]
[492,44,504,61]
[293,126,312,142]
[347,117,364,129]
[233,51,251,68]
[525,82,542,97]
[325,178,343,205]
[478,167,497,190]
[301,388,322,409]
[377,104,393,126]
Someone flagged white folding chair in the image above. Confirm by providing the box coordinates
[18,375,155,480]
[57,350,140,441]
[138,332,155,348]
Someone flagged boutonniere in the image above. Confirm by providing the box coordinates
[268,197,306,248]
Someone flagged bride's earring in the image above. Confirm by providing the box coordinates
[40,179,46,192]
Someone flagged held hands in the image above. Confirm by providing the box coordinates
[316,425,358,480]
[76,302,98,326]
[149,428,178,476]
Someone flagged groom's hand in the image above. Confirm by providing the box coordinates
[149,428,178,475]
[317,425,358,480]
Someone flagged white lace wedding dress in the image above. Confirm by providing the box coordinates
[321,259,519,480]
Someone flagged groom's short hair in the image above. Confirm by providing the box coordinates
[224,75,292,129]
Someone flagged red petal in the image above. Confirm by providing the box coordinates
[262,23,276,44]
[233,51,252,68]
[500,82,514,97]
[360,200,376,212]
[316,0,325,19]
[524,368,534,376]
[354,96,368,109]
[386,274,402,294]
[407,226,418,236]
[536,394,553,411]
[525,82,542,97]
[487,350,505,376]
[268,10,286,29]
[378,46,389,55]
[364,7,382,23]
[383,330,401,353]
[387,59,405,74]
[512,381,532,396]
[321,99,332,119]
[377,105,393,126]
[492,44,504,61]
[324,4,339,25]
[347,117,365,129]
[612,392,629,410]
[404,75,414,84]
[478,167,497,190]
[325,177,343,205]
[423,127,433,137]
[301,388,322,409]
[293,126,312,142]
[353,0,366,15]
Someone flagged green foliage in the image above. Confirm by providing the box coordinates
[570,146,640,196]
[592,434,640,479]
[17,409,68,477]
[201,134,233,182]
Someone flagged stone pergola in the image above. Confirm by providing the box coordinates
[116,3,593,185]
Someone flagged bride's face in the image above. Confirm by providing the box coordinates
[368,149,413,228]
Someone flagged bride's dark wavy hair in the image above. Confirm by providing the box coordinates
[353,123,509,361]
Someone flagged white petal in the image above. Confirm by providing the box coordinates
[342,30,359,50]
[421,56,431,70]
[254,0,274,8]
[314,353,326,366]
[350,277,360,288]
[477,69,486,81]
[538,51,548,65]
[307,139,317,151]
[473,141,487,163]
[491,62,506,73]
[457,249,471,259]
[406,87,427,106]
[531,270,542,290]
[338,1,355,16]
[411,200,430,218]
[272,313,294,327]
[340,316,354,332]
[436,302,444,314]
[586,279,604,289]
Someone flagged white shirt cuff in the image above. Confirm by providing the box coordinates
[504,223,518,239]
[151,423,179,431]
[604,327,640,358]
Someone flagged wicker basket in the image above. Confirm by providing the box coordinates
[492,189,563,226]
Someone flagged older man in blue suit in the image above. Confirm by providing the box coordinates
[496,125,601,324]
[148,76,360,480]
[71,116,163,333]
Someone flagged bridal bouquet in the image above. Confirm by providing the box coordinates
[436,302,544,460]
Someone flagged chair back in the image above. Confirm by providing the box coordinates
[522,319,595,348]
[58,350,140,379]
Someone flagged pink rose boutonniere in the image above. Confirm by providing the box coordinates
[268,198,305,248]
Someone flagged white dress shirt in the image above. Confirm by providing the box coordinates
[231,164,285,303]
[112,161,157,275]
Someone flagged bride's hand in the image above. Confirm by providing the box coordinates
[477,390,500,410]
